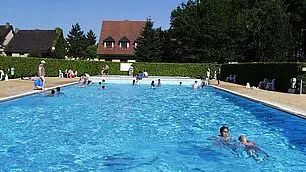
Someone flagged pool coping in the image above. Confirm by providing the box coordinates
[210,85,306,119]
[0,81,78,103]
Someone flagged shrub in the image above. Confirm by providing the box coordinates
[221,62,306,92]
[0,56,218,78]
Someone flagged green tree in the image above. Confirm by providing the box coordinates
[285,0,306,61]
[170,0,292,63]
[86,29,97,46]
[162,29,183,62]
[53,27,66,59]
[0,37,3,48]
[134,19,164,62]
[85,45,98,59]
[66,23,87,59]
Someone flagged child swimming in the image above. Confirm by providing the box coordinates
[238,134,269,161]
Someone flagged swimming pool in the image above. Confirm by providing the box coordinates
[0,83,305,171]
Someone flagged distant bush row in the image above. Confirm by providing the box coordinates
[0,56,218,78]
[1,56,305,92]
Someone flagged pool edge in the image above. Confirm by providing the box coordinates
[0,81,78,103]
[210,85,306,119]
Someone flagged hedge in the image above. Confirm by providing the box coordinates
[221,62,306,92]
[2,56,305,92]
[0,56,218,78]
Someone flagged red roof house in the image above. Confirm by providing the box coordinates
[97,20,146,62]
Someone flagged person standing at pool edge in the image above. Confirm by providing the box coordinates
[38,60,46,88]
[102,64,109,76]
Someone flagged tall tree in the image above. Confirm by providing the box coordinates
[162,29,183,62]
[85,45,98,59]
[53,27,67,59]
[134,19,164,62]
[170,0,292,63]
[0,37,3,48]
[86,29,97,46]
[66,23,87,59]
[285,0,306,61]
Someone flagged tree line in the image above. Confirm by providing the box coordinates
[135,0,306,63]
[66,23,97,59]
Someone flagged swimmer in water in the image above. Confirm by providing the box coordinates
[192,81,199,89]
[208,126,235,144]
[207,126,238,155]
[238,134,269,160]
[151,81,155,88]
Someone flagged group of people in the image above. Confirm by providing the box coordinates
[41,87,63,96]
[192,79,210,89]
[209,126,269,161]
[79,73,94,87]
[128,66,149,78]
[78,74,107,90]
[150,79,161,88]
[63,69,77,78]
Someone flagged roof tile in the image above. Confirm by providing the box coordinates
[97,20,146,56]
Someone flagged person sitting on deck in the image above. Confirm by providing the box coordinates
[136,71,143,85]
[34,78,43,90]
[143,70,149,78]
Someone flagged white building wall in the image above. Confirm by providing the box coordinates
[112,59,120,62]
[12,53,20,57]
[20,53,29,57]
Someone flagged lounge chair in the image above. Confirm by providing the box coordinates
[265,79,276,90]
[59,70,64,78]
[0,70,4,81]
[258,78,268,89]
[226,75,233,82]
[226,75,237,83]
[231,75,237,83]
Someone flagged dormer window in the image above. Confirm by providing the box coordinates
[119,37,130,49]
[103,37,115,48]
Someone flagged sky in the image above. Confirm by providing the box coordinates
[0,0,187,38]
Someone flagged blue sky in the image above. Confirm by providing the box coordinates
[0,0,186,38]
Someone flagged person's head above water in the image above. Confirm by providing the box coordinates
[219,126,229,137]
[238,135,248,143]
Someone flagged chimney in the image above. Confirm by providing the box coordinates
[6,22,10,28]
[15,28,19,33]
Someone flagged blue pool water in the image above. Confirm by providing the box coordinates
[0,83,306,171]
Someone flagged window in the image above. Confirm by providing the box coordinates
[120,42,128,49]
[105,41,113,48]
[119,37,130,49]
[103,37,115,48]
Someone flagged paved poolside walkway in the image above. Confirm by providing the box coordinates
[0,77,78,99]
[211,80,306,118]
[0,76,305,118]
